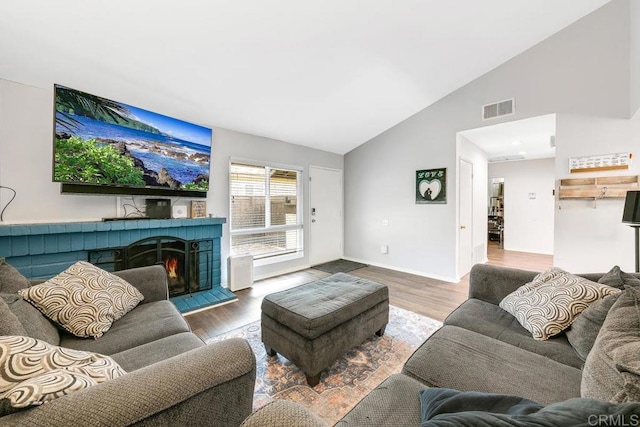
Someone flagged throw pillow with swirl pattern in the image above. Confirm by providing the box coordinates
[0,335,125,411]
[18,261,144,339]
[499,267,621,340]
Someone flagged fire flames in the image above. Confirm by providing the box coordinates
[165,257,179,279]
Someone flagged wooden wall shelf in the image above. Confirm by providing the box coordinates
[558,175,639,200]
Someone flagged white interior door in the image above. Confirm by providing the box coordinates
[309,166,343,265]
[459,159,474,277]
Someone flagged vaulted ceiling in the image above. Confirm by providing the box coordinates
[0,0,610,154]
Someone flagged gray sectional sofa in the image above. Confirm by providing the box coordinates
[242,263,640,426]
[0,261,256,426]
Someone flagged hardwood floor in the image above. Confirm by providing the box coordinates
[185,241,553,341]
[484,241,553,271]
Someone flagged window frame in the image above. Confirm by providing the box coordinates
[229,158,304,266]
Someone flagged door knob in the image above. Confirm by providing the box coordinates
[312,219,316,223]
[460,225,466,229]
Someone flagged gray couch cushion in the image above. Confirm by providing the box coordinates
[445,299,583,369]
[0,297,27,336]
[403,325,581,405]
[335,374,424,426]
[468,264,539,305]
[0,260,30,293]
[582,286,640,403]
[567,272,640,361]
[241,400,327,427]
[1,294,60,345]
[261,273,388,340]
[566,294,620,361]
[114,265,169,304]
[596,265,639,289]
[60,300,191,355]
[111,332,204,372]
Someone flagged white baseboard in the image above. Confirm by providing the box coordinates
[342,256,458,284]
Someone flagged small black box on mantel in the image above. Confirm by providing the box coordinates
[145,199,171,219]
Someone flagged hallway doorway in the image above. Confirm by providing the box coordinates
[488,177,504,248]
[459,114,556,256]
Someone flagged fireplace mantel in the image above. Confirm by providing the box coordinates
[0,218,226,282]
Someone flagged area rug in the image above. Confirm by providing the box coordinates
[207,305,442,425]
[312,259,368,274]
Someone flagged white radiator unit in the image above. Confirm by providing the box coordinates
[228,254,254,291]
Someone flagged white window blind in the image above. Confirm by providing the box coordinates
[230,162,302,260]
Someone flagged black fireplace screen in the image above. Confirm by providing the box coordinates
[89,236,213,297]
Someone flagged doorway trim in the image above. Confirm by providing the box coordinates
[458,158,474,279]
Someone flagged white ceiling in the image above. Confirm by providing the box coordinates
[461,114,557,162]
[0,1,609,154]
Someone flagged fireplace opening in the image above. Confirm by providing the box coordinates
[165,256,179,279]
[89,237,214,297]
[161,251,186,295]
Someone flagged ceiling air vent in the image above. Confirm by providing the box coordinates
[482,98,515,121]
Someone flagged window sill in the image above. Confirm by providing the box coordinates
[253,251,304,267]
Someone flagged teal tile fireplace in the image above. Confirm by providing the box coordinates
[0,217,234,313]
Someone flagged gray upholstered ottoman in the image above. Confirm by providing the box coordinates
[261,272,389,386]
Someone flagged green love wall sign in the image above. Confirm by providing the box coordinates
[416,168,446,204]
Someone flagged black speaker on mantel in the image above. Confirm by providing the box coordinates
[145,199,171,219]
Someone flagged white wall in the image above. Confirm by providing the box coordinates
[344,114,459,281]
[489,158,555,255]
[345,0,633,280]
[0,79,343,282]
[0,80,116,222]
[554,114,640,272]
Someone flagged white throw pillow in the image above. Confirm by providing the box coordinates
[499,267,620,340]
[0,336,125,411]
[19,261,144,339]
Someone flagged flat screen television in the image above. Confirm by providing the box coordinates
[53,84,212,198]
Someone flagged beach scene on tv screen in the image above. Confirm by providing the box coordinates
[54,85,212,192]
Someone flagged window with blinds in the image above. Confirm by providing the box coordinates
[230,162,303,260]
